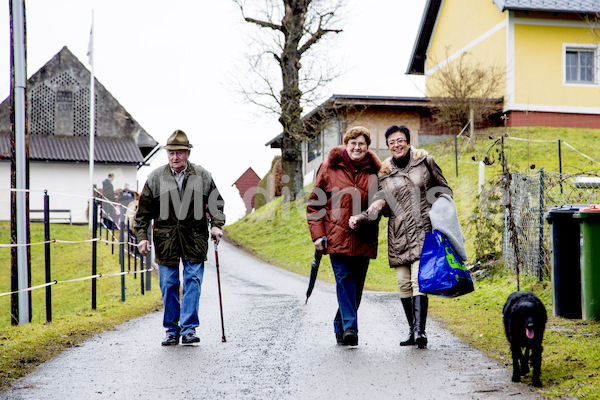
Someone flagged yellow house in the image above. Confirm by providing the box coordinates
[408,0,600,128]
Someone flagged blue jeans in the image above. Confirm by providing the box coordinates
[330,255,369,334]
[158,260,205,337]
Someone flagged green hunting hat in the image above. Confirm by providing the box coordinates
[164,130,193,150]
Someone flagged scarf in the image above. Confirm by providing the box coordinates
[392,148,411,170]
[342,149,371,175]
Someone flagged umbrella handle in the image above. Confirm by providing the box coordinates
[316,236,327,255]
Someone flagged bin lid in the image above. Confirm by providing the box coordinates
[573,205,600,220]
[545,204,589,221]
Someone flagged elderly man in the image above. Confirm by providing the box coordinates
[135,130,225,346]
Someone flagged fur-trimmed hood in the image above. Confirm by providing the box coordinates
[326,145,382,172]
[379,147,428,177]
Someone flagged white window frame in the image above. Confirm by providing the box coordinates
[563,43,600,86]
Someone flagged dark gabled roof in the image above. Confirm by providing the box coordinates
[493,0,600,13]
[407,0,600,75]
[407,0,442,75]
[265,94,430,148]
[0,46,159,162]
[0,134,144,164]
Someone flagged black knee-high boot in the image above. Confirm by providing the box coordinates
[400,297,415,346]
[413,295,428,349]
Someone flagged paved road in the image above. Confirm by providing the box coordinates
[3,240,545,399]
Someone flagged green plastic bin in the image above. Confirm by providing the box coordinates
[574,204,600,321]
[545,205,587,319]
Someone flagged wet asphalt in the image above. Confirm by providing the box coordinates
[2,240,545,400]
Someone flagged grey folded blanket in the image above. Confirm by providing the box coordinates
[429,194,468,261]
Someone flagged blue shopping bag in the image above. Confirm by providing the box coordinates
[418,230,474,298]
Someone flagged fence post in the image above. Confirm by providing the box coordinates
[146,224,152,291]
[134,236,138,274]
[43,190,52,323]
[538,168,545,282]
[105,208,109,246]
[127,219,131,273]
[140,253,145,295]
[92,199,98,310]
[111,218,115,255]
[558,140,563,194]
[454,134,458,177]
[98,200,103,238]
[119,210,125,302]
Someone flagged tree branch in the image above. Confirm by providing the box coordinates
[299,11,342,55]
[245,17,282,31]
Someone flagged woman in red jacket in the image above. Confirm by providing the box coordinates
[307,126,381,346]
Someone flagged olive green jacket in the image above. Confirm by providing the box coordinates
[134,163,225,267]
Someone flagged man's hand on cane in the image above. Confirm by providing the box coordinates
[211,227,224,245]
[138,239,151,257]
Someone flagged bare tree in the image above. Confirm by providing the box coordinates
[427,50,504,134]
[233,0,344,199]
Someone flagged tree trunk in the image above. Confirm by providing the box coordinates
[278,0,308,200]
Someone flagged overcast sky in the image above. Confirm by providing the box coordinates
[0,0,427,223]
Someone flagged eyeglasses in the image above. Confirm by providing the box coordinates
[388,139,407,146]
[347,141,367,148]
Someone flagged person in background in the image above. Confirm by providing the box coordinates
[102,173,116,228]
[353,125,451,349]
[307,126,381,346]
[135,130,225,346]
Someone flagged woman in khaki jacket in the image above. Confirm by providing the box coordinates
[353,125,451,349]
[307,126,381,346]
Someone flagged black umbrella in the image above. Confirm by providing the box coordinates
[305,236,327,304]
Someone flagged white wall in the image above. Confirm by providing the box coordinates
[1,161,138,224]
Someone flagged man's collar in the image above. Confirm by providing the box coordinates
[170,165,188,176]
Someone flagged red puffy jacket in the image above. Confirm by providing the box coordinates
[307,146,381,258]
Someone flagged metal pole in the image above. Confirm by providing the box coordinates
[98,196,102,238]
[140,253,145,295]
[127,219,131,273]
[454,134,458,177]
[558,140,563,194]
[88,10,95,230]
[146,225,152,291]
[105,208,108,245]
[44,190,52,323]
[11,0,30,325]
[92,199,98,310]
[538,168,545,282]
[111,217,115,254]
[119,213,125,302]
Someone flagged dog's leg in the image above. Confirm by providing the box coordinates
[531,345,543,387]
[521,346,531,375]
[511,344,522,382]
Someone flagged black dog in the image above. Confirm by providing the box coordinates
[503,291,547,387]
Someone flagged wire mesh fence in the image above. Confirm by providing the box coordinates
[501,169,600,278]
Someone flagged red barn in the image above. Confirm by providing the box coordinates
[233,167,261,215]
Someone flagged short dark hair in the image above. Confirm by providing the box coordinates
[384,125,410,146]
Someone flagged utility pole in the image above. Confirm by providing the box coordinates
[10,0,31,325]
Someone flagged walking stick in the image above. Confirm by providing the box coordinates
[213,238,227,342]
